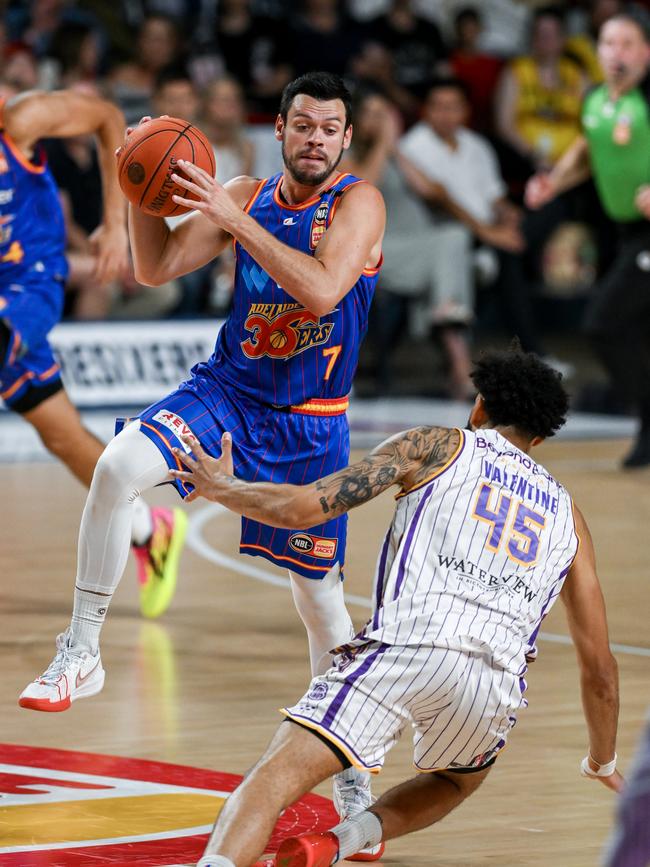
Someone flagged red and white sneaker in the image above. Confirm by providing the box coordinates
[274,832,339,867]
[333,770,385,862]
[19,628,104,712]
[133,506,187,619]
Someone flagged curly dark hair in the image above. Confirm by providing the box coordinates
[470,343,569,439]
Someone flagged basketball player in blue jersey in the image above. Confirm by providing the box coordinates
[0,88,186,626]
[22,72,386,851]
[164,347,622,867]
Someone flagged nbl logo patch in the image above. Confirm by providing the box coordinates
[310,202,329,249]
[289,533,338,559]
[240,302,334,360]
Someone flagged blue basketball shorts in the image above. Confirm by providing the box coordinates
[120,362,350,580]
[0,275,64,412]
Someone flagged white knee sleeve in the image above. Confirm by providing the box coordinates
[289,564,355,677]
[76,422,170,593]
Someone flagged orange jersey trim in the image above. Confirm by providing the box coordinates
[234,177,267,255]
[140,421,193,496]
[290,396,349,416]
[1,362,60,400]
[1,129,46,175]
[240,543,334,572]
[326,179,382,275]
[396,428,466,499]
[272,172,348,211]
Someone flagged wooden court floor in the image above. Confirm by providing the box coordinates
[0,437,648,866]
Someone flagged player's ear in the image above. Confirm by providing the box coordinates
[343,123,353,149]
[469,394,487,429]
[275,113,284,141]
[530,435,544,448]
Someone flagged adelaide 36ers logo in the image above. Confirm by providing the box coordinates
[241,302,334,360]
[0,743,337,866]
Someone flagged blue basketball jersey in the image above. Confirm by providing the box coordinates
[0,116,67,283]
[209,171,380,406]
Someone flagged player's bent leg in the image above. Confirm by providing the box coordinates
[198,721,344,867]
[19,422,170,712]
[288,565,354,678]
[288,566,378,858]
[22,387,105,487]
[275,765,492,867]
[24,388,184,617]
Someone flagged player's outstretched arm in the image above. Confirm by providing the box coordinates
[169,426,459,527]
[560,505,623,793]
[4,89,128,284]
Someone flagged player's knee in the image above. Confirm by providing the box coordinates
[90,441,140,505]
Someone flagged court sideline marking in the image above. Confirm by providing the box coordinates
[187,503,650,659]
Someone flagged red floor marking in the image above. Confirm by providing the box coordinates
[0,744,338,866]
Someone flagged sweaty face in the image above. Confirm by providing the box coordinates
[598,19,650,84]
[279,95,351,187]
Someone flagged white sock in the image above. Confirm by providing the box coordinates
[331,810,383,862]
[131,497,153,546]
[71,587,112,654]
[196,857,235,867]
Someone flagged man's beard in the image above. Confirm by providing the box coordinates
[282,140,345,186]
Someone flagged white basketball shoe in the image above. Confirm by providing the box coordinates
[333,768,385,862]
[19,628,104,712]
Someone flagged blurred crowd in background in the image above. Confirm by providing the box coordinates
[0,0,643,400]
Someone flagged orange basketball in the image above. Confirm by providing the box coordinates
[117,116,216,217]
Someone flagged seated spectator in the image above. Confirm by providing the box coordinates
[342,90,475,399]
[442,0,531,58]
[450,7,503,133]
[366,0,450,101]
[565,0,623,84]
[108,14,185,125]
[213,0,292,119]
[399,77,575,364]
[349,40,420,124]
[202,76,255,182]
[152,66,200,123]
[199,75,257,316]
[48,21,105,89]
[288,0,363,78]
[494,6,587,174]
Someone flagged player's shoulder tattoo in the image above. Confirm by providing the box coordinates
[399,426,462,488]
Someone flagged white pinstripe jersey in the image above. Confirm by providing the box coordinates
[361,428,579,675]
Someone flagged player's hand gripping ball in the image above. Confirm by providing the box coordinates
[117,116,216,217]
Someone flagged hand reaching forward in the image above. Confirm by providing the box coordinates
[170,432,234,503]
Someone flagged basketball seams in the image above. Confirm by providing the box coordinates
[118,119,215,216]
[136,122,192,210]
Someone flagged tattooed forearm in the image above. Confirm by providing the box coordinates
[315,456,399,517]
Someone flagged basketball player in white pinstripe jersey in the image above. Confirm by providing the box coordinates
[170,346,623,867]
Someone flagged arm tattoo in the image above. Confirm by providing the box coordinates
[313,426,459,518]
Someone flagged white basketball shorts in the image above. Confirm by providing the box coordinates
[282,641,526,773]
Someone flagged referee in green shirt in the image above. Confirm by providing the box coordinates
[527,10,650,468]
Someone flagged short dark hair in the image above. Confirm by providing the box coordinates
[455,6,481,28]
[425,76,470,102]
[280,71,353,129]
[154,64,193,94]
[532,5,565,26]
[470,343,569,439]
